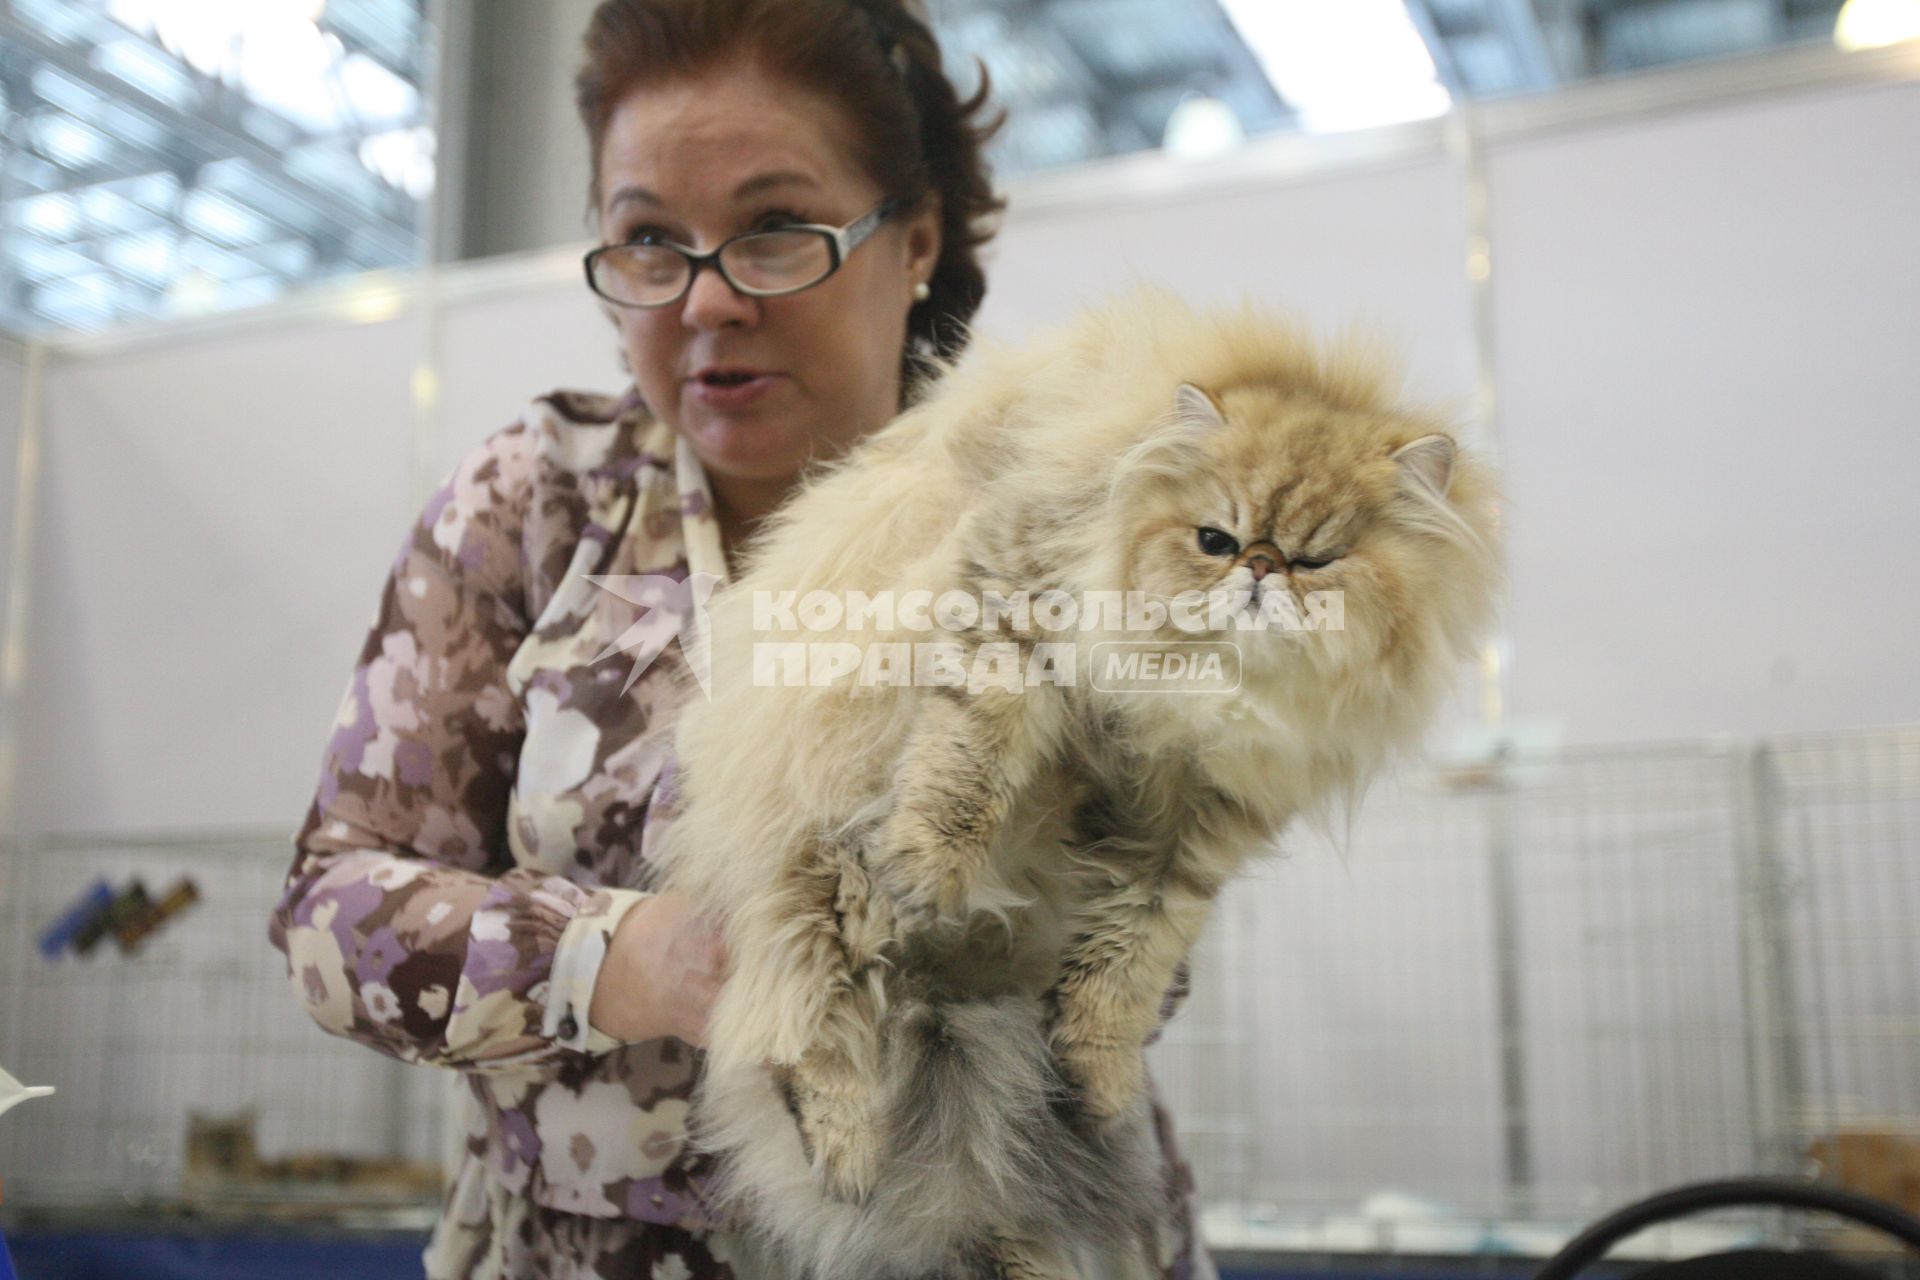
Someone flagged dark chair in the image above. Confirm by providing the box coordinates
[1532,1178,1920,1279]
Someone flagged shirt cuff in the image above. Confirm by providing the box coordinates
[544,887,652,1054]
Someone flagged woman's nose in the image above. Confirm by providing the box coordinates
[681,260,758,330]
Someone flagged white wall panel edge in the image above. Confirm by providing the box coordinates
[963,42,1920,221]
[37,266,426,364]
[1005,118,1452,219]
[0,337,43,855]
[1473,37,1920,144]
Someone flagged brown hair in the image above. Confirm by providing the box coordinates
[576,0,1008,402]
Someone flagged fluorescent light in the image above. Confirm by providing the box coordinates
[103,229,178,284]
[1834,0,1920,48]
[338,53,421,129]
[107,0,351,133]
[236,16,343,134]
[17,192,82,239]
[358,125,436,200]
[1163,95,1246,159]
[344,285,406,325]
[181,188,273,246]
[32,114,112,168]
[165,268,224,314]
[35,274,118,329]
[1217,0,1453,133]
[91,38,196,107]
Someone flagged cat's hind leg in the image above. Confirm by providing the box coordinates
[1049,852,1222,1121]
[783,838,895,1202]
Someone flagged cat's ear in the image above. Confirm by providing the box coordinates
[1392,434,1455,498]
[1174,382,1226,429]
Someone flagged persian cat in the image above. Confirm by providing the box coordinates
[651,286,1503,1280]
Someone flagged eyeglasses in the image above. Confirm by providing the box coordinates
[584,198,900,309]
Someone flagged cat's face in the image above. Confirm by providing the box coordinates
[1116,382,1481,691]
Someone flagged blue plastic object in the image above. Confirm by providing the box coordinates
[35,880,114,960]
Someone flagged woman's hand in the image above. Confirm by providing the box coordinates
[588,891,729,1047]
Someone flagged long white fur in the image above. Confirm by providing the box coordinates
[647,284,1506,1279]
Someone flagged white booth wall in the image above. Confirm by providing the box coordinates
[11,67,1917,838]
[15,303,426,832]
[1489,77,1920,744]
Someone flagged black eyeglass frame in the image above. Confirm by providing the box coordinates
[583,197,902,309]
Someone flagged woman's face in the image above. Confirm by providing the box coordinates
[596,62,941,500]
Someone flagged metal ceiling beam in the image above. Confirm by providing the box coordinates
[1403,0,1472,97]
[1002,0,1159,151]
[1484,0,1565,89]
[0,13,416,262]
[1200,0,1290,115]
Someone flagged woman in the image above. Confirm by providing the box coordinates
[269,1,1214,1276]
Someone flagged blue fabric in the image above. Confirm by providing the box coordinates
[5,1230,427,1280]
[4,1231,1544,1280]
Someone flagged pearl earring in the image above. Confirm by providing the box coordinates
[912,281,931,302]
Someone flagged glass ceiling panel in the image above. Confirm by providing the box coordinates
[927,0,1860,175]
[1,0,1895,337]
[0,0,430,337]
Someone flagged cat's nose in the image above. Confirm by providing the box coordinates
[1246,554,1276,581]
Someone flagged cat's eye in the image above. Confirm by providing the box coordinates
[1196,527,1239,557]
[1291,554,1341,572]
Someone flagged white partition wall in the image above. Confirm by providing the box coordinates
[1486,76,1920,745]
[977,143,1480,415]
[12,303,426,834]
[427,256,627,480]
[8,55,1918,836]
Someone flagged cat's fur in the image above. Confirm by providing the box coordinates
[652,286,1504,1280]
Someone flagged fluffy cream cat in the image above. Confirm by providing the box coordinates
[652,286,1504,1280]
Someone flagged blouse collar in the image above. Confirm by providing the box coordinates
[673,431,732,586]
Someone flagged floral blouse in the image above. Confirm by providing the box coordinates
[268,388,1214,1280]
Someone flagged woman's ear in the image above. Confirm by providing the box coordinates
[903,193,942,292]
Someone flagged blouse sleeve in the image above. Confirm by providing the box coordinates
[268,418,651,1074]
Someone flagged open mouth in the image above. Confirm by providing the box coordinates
[690,368,781,407]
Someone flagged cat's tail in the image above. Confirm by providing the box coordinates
[695,995,1165,1280]
[881,996,1164,1255]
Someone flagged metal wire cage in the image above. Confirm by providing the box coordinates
[0,831,448,1220]
[1144,724,1920,1255]
[1,725,1915,1259]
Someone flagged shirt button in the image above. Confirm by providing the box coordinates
[650,1194,665,1208]
[558,1013,579,1040]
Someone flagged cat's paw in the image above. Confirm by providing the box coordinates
[871,846,971,934]
[877,880,956,935]
[885,893,938,937]
[786,1055,882,1204]
[803,1108,880,1204]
